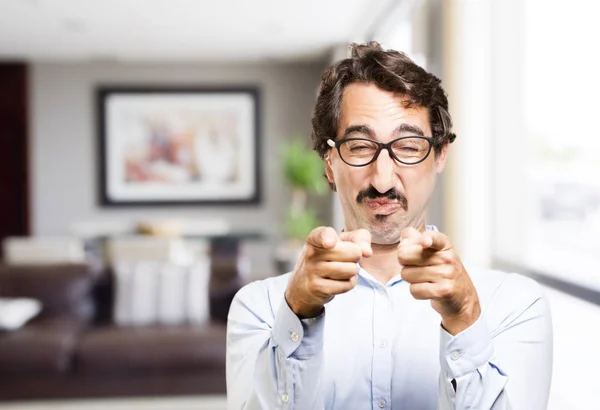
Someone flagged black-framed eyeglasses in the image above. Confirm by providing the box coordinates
[327,136,434,167]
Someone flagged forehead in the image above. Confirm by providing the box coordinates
[338,83,431,139]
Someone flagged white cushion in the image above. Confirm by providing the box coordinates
[187,257,211,324]
[0,297,42,331]
[112,256,211,327]
[157,263,188,325]
[129,260,162,326]
[110,238,211,326]
[3,237,85,265]
[107,236,190,263]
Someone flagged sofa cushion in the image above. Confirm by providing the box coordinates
[0,263,96,323]
[0,319,80,376]
[76,323,226,374]
[112,259,210,327]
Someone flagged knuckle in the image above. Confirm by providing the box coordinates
[306,228,320,243]
[310,259,324,273]
[397,247,410,261]
[409,283,422,298]
[343,262,359,278]
[439,252,454,265]
[312,226,326,236]
[342,282,355,294]
[331,262,352,279]
[348,244,362,260]
[436,282,454,299]
[357,228,371,239]
[323,226,335,235]
[407,227,418,236]
[340,277,357,294]
[304,244,316,259]
[310,279,327,296]
[439,264,454,279]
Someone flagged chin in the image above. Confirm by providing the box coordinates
[366,216,405,245]
[371,232,402,246]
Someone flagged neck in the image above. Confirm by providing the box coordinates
[359,222,428,285]
[360,243,402,284]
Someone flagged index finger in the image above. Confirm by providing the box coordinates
[306,226,338,250]
[340,229,372,257]
[421,230,452,252]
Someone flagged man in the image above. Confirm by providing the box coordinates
[226,42,552,410]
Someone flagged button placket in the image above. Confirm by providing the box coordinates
[371,285,392,410]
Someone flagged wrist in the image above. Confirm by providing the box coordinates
[285,291,325,319]
[441,301,481,336]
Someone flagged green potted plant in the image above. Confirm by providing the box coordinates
[275,138,328,273]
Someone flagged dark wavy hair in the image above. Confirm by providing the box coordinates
[311,42,456,165]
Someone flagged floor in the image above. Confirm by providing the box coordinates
[2,286,598,410]
[543,286,600,410]
[0,396,227,410]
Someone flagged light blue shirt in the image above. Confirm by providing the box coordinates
[226,244,552,409]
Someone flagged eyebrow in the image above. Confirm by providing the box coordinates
[341,123,426,139]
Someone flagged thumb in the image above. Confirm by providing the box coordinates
[421,230,451,251]
[306,226,338,250]
[400,227,422,245]
[340,229,372,257]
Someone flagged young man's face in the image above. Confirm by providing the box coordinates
[325,83,448,245]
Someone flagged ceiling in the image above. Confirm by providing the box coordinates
[0,0,396,63]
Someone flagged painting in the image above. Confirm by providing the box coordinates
[97,87,260,206]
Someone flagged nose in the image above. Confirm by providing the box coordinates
[370,148,397,194]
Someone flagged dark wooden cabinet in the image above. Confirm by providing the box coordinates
[0,63,30,254]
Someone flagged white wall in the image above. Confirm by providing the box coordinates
[30,60,326,277]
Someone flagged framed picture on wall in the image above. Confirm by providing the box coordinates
[97,86,260,206]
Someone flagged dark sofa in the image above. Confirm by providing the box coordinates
[0,253,243,401]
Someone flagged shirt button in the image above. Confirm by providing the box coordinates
[379,339,388,348]
[290,332,299,342]
[378,287,386,295]
[450,351,461,361]
[378,398,386,408]
[282,393,289,403]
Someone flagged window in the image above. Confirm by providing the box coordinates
[493,0,600,291]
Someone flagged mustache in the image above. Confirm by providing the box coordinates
[356,186,408,210]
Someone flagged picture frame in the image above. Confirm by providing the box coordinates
[97,86,260,206]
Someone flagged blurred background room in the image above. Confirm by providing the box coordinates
[0,0,597,409]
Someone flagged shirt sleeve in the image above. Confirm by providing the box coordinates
[437,277,553,410]
[226,281,326,410]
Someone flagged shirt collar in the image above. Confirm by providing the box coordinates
[357,224,438,289]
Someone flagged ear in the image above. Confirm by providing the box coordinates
[324,151,335,183]
[434,142,449,174]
